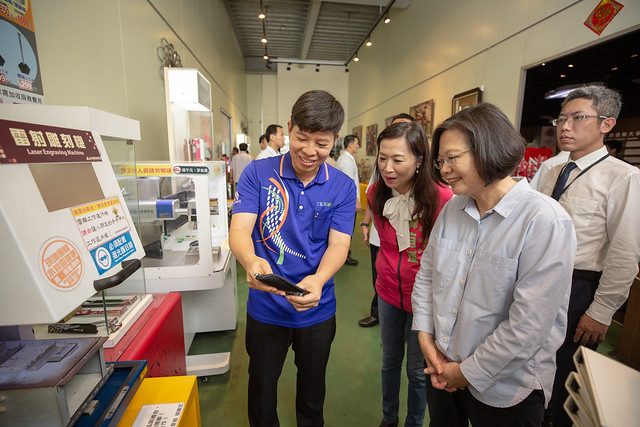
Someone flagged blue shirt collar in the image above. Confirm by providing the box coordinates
[279,152,331,185]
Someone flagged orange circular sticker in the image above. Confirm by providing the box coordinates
[40,238,83,290]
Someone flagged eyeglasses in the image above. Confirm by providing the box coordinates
[433,149,471,170]
[551,115,608,127]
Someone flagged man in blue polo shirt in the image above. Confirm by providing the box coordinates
[230,90,356,427]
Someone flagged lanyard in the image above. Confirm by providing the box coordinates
[556,154,609,200]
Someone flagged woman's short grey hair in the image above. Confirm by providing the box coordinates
[431,103,525,187]
[562,85,622,119]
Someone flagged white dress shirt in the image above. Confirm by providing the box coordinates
[412,178,575,407]
[529,151,570,191]
[336,150,360,203]
[255,145,279,160]
[540,146,640,325]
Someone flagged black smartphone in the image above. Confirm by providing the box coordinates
[254,273,310,296]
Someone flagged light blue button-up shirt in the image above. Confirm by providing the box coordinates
[412,178,576,407]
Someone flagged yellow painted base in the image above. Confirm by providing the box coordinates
[118,376,201,427]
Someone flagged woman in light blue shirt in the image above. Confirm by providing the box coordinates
[412,103,577,426]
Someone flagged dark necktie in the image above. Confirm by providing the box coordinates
[551,162,577,200]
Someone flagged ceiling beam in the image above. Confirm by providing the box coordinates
[322,0,410,8]
[300,0,322,60]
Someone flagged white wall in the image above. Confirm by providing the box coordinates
[348,0,640,168]
[32,0,247,162]
[245,64,349,157]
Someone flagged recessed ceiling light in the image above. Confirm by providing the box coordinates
[541,62,546,66]
[611,67,618,71]
[568,64,574,67]
[560,74,566,78]
[631,54,638,58]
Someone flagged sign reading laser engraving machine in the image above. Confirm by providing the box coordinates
[72,197,137,275]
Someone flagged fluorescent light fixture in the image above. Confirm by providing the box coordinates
[544,82,603,100]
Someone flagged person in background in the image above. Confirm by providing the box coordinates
[540,86,640,427]
[336,134,362,266]
[258,134,268,152]
[360,113,415,328]
[604,138,623,158]
[231,146,239,157]
[325,146,337,167]
[256,124,285,159]
[369,121,453,427]
[230,90,355,427]
[230,142,252,193]
[413,103,576,426]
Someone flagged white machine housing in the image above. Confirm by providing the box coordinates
[0,105,145,326]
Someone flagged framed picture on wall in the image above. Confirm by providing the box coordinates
[452,87,483,115]
[352,125,362,146]
[366,124,378,157]
[385,116,394,128]
[410,99,435,139]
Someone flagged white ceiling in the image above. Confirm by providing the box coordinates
[222,0,410,72]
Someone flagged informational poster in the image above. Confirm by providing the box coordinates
[0,0,44,104]
[72,197,137,275]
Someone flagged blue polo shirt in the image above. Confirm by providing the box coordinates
[233,153,356,328]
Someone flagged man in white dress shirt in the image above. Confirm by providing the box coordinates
[540,86,640,427]
[256,124,285,160]
[336,134,361,266]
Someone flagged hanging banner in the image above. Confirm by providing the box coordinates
[0,0,44,104]
[584,0,624,36]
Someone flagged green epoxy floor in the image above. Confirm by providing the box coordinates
[189,212,622,426]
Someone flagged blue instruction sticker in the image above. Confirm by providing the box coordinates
[90,231,137,275]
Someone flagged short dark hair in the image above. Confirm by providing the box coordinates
[265,124,282,142]
[343,134,358,150]
[391,113,415,123]
[605,139,623,155]
[431,103,525,187]
[290,90,344,136]
[259,134,267,144]
[371,121,439,231]
[562,85,622,119]
[232,147,239,154]
[239,143,248,151]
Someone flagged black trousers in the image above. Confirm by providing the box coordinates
[369,243,380,318]
[426,383,544,427]
[549,270,601,427]
[246,314,336,427]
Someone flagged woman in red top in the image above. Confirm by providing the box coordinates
[366,121,453,427]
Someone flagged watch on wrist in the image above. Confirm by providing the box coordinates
[360,222,369,227]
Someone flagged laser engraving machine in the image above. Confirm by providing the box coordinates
[116,160,237,377]
[0,104,147,426]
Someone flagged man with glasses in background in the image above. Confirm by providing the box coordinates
[540,86,640,427]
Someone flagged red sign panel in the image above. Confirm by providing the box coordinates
[584,0,624,35]
[0,119,102,164]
